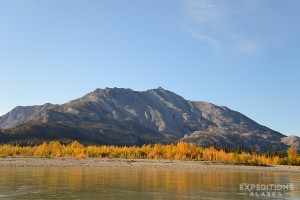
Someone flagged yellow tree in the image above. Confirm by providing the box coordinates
[287,146,299,165]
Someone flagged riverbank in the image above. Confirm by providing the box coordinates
[0,157,299,173]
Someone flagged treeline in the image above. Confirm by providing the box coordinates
[0,141,299,166]
[214,144,287,158]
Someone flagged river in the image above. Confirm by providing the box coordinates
[0,167,299,199]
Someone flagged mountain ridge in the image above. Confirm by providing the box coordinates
[0,87,298,152]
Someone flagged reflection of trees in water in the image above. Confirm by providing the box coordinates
[1,168,298,199]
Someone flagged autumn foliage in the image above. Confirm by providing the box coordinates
[0,141,299,166]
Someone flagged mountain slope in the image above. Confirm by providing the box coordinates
[0,87,293,152]
[0,103,56,129]
[281,136,300,148]
[181,101,287,151]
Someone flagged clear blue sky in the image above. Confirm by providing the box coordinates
[0,0,299,136]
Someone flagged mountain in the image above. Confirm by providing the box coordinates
[281,136,300,148]
[0,87,296,152]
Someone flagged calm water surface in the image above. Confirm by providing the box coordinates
[0,167,299,199]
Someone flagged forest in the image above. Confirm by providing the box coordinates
[0,141,299,166]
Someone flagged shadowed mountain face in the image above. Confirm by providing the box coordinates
[0,87,296,152]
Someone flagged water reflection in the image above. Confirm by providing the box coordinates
[0,167,299,199]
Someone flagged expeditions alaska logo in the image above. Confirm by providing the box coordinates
[239,183,294,198]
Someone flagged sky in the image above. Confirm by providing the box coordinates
[0,0,299,136]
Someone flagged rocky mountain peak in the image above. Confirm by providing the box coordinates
[0,87,295,152]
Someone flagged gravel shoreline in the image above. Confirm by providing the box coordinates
[0,157,299,172]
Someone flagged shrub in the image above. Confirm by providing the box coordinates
[0,141,299,166]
